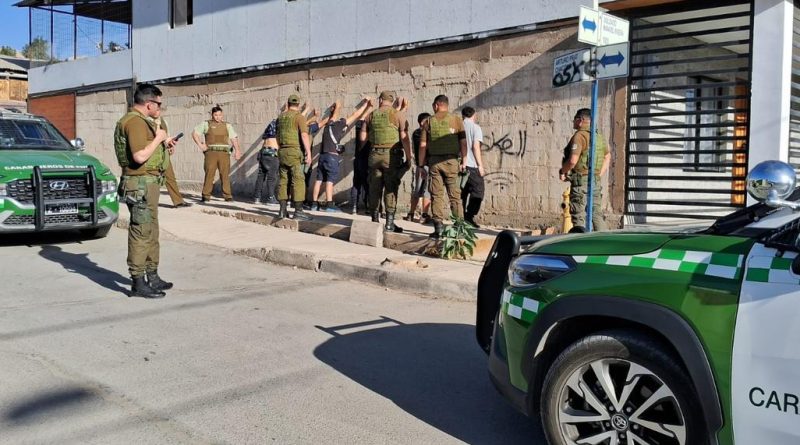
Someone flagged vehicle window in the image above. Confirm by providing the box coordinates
[0,119,73,150]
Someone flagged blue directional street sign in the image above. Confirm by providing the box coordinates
[595,42,629,80]
[578,6,601,45]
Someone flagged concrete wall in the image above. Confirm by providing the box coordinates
[28,50,133,95]
[76,26,623,230]
[131,0,606,83]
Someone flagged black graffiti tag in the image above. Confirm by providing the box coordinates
[480,131,527,158]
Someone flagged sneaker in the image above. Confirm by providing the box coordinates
[253,198,262,204]
[310,202,319,211]
[351,205,358,214]
[325,206,340,213]
[265,196,279,205]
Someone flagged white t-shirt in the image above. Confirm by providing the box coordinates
[463,118,483,168]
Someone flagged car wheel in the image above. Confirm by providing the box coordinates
[80,225,111,239]
[540,330,704,445]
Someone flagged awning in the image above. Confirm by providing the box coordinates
[14,0,131,25]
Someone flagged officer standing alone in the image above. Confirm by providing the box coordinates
[276,94,313,221]
[559,108,610,231]
[113,83,177,298]
[418,95,467,238]
[358,91,412,233]
[192,105,242,203]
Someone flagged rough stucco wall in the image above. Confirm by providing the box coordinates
[76,26,623,230]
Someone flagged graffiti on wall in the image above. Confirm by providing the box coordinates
[480,130,528,158]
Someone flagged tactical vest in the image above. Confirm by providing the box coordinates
[427,113,459,156]
[113,111,166,176]
[368,107,399,148]
[205,120,229,146]
[574,129,608,175]
[277,110,301,148]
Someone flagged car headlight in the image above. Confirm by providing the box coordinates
[508,255,575,287]
[101,179,116,193]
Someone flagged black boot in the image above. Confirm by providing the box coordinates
[429,221,443,239]
[294,202,312,221]
[278,200,288,219]
[371,211,380,223]
[146,271,173,291]
[130,276,165,299]
[385,213,404,233]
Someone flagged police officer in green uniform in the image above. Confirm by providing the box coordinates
[276,94,313,221]
[113,84,178,298]
[559,108,610,231]
[358,91,412,232]
[418,95,467,238]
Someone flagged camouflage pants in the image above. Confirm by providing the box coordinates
[569,174,607,231]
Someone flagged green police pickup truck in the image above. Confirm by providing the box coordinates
[0,109,118,238]
[477,160,800,445]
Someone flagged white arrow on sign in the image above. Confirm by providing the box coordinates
[595,42,629,80]
[552,49,593,88]
[578,6,600,46]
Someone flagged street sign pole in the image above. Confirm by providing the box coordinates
[587,65,598,232]
[586,0,599,232]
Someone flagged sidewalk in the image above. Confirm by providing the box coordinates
[116,193,488,301]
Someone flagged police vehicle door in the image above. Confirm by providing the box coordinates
[732,239,800,443]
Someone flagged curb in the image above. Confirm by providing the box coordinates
[117,216,477,301]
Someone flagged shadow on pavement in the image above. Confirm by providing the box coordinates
[313,317,544,444]
[5,387,97,425]
[38,245,130,296]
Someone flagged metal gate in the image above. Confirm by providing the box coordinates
[625,1,753,224]
[789,1,800,169]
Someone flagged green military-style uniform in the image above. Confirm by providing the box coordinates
[565,124,608,231]
[366,105,406,216]
[276,109,309,205]
[422,111,466,224]
[114,109,169,279]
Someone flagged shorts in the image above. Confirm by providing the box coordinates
[413,166,431,199]
[316,152,340,183]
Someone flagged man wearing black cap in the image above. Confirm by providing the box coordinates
[276,94,313,220]
[358,91,412,233]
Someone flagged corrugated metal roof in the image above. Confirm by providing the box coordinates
[0,57,30,73]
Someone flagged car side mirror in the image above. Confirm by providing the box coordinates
[791,255,800,275]
[71,138,85,150]
[747,160,799,210]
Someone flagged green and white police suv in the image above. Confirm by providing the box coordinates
[0,109,118,238]
[477,160,800,445]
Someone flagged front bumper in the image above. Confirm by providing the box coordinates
[0,193,118,233]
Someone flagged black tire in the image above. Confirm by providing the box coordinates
[80,225,112,239]
[540,330,706,445]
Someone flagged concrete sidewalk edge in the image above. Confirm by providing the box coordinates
[116,217,479,301]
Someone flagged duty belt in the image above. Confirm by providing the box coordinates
[207,146,230,152]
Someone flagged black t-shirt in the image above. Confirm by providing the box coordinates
[321,118,348,154]
[412,128,423,161]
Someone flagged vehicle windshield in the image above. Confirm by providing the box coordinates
[0,118,74,151]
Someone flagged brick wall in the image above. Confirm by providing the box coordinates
[29,93,76,140]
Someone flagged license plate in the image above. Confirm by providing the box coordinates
[45,203,78,215]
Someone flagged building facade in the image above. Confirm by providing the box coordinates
[20,0,798,229]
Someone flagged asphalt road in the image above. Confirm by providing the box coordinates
[0,228,543,444]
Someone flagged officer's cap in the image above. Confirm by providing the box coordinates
[379,91,396,102]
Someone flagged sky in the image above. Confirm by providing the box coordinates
[0,0,29,52]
